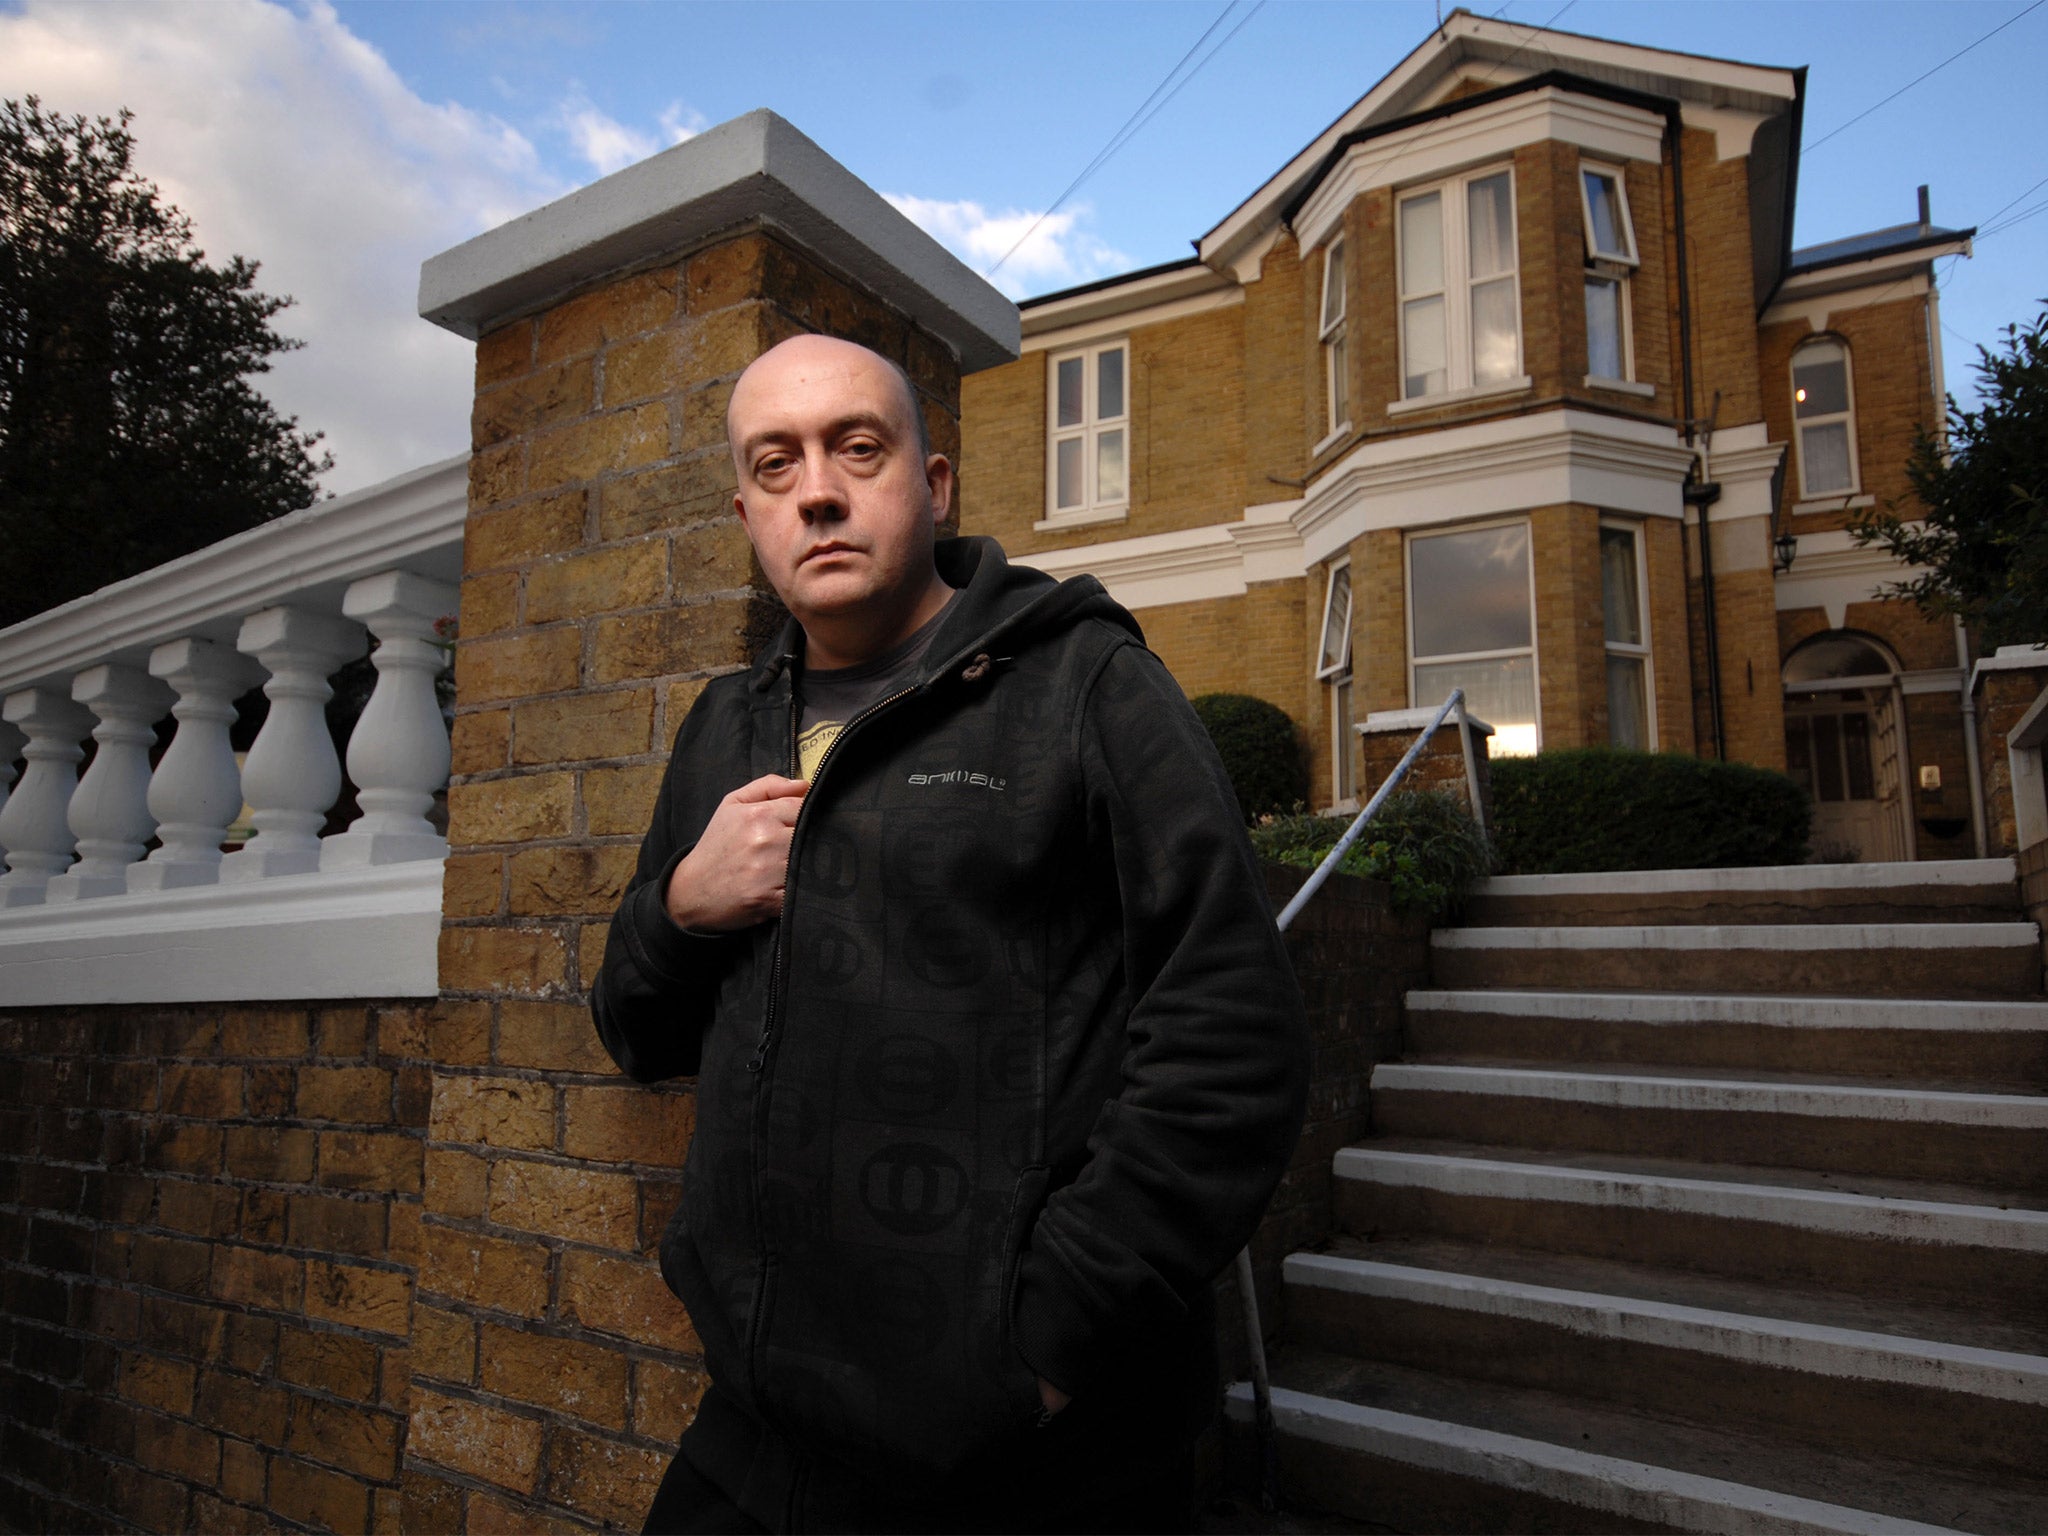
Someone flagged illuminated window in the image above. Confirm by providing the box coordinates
[1407,521,1539,755]
[1792,338,1859,498]
[1045,340,1129,521]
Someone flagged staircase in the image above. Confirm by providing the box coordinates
[1229,858,2048,1534]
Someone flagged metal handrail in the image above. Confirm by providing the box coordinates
[1234,688,1485,1511]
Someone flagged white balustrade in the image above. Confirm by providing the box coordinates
[127,638,264,893]
[322,571,458,869]
[0,689,95,907]
[45,665,174,902]
[219,606,367,882]
[0,720,24,856]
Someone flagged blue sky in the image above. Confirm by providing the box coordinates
[4,0,2042,494]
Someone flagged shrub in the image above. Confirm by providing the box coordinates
[1252,788,1492,916]
[1192,693,1307,823]
[1489,748,1810,873]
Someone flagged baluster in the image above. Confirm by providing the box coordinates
[128,638,266,893]
[219,606,366,882]
[45,665,174,902]
[0,721,24,861]
[321,571,458,870]
[0,688,95,907]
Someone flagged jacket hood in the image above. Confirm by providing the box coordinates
[750,535,1140,691]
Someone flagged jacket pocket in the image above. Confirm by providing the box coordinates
[1000,1164,1053,1421]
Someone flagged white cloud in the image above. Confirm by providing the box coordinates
[560,94,658,177]
[660,102,706,146]
[883,193,1130,299]
[0,0,566,495]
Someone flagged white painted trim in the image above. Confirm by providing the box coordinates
[1284,1252,2048,1403]
[1431,921,2038,952]
[1766,239,1970,319]
[1020,283,1242,354]
[1774,524,1926,629]
[1019,262,1233,337]
[1792,494,1875,516]
[1293,87,1664,254]
[1011,503,1307,612]
[1310,423,1351,458]
[1405,989,2048,1032]
[0,458,467,699]
[1223,1386,1953,1536]
[1292,409,1695,568]
[1335,1147,2048,1251]
[1370,1063,2048,1129]
[1361,706,1494,739]
[1032,507,1127,534]
[0,860,444,1004]
[1968,644,2048,694]
[1469,856,2016,897]
[1586,375,1657,398]
[1386,375,1535,418]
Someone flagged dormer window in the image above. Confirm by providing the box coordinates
[1398,167,1521,401]
[1320,239,1349,438]
[1579,163,1638,384]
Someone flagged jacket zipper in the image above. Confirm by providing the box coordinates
[745,681,921,1073]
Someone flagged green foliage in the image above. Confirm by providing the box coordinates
[0,96,330,629]
[1251,788,1492,916]
[1849,303,2048,650]
[1489,748,1810,873]
[1191,692,1308,823]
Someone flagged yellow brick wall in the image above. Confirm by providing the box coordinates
[1531,504,1608,750]
[1644,515,1697,754]
[1673,124,1764,427]
[1138,579,1308,713]
[1245,234,1309,504]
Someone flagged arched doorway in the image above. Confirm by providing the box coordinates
[1782,632,1911,863]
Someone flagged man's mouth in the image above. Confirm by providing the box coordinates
[802,541,863,564]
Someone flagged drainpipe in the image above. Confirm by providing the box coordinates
[1957,617,1989,857]
[1668,107,1725,759]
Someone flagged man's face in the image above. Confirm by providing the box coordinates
[728,336,953,639]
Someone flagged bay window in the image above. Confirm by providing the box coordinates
[1320,238,1349,439]
[1579,163,1639,384]
[1046,340,1129,522]
[1407,521,1539,755]
[1792,337,1859,498]
[1600,521,1654,749]
[1398,167,1521,402]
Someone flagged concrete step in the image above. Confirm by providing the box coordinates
[1282,1245,2048,1482]
[1404,989,2048,1083]
[1429,922,2044,998]
[1461,859,2022,929]
[1369,1062,2048,1187]
[1225,1349,2048,1533]
[1332,1141,2048,1311]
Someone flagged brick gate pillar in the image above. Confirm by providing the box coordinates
[408,111,1015,1530]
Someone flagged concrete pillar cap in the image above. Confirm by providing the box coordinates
[418,108,1019,372]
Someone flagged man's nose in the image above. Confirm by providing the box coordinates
[796,447,847,522]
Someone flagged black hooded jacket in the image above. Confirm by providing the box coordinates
[591,535,1308,1529]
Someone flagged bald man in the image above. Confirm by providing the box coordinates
[592,335,1307,1534]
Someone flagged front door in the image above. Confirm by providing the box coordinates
[1784,689,1907,862]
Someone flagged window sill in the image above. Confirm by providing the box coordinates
[1387,376,1534,417]
[1792,493,1875,516]
[1585,375,1656,398]
[1311,422,1353,459]
[1034,506,1129,533]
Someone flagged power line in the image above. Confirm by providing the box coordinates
[1973,169,2048,231]
[985,0,1266,280]
[1804,0,2044,153]
[1474,0,1577,86]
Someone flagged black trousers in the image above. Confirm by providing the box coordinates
[641,1439,1196,1535]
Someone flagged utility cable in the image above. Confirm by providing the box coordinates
[985,0,1265,279]
[1805,0,2044,153]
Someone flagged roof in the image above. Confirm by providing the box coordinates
[1788,222,1977,274]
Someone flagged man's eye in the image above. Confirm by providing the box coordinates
[842,439,881,462]
[756,454,793,477]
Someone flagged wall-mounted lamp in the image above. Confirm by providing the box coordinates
[1774,531,1798,574]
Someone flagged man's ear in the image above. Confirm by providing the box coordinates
[733,489,750,528]
[925,453,956,525]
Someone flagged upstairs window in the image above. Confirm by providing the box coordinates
[1046,340,1129,522]
[1792,337,1859,498]
[1320,238,1349,439]
[1579,164,1639,383]
[1399,167,1521,401]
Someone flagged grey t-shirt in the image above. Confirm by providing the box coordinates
[795,588,961,780]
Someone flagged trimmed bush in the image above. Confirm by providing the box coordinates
[1490,748,1811,873]
[1252,788,1492,916]
[1192,693,1308,823]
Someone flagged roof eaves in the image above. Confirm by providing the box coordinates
[1016,254,1208,311]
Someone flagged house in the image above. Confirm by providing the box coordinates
[960,9,1977,863]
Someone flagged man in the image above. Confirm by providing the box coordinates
[591,333,1307,1534]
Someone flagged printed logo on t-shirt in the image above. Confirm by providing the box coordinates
[797,720,842,780]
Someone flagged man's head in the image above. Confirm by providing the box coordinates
[727,334,954,668]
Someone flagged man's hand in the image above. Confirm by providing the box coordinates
[664,775,809,932]
[1037,1378,1071,1418]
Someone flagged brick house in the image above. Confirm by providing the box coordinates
[961,9,1979,863]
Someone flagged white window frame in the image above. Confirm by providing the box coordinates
[1404,516,1541,755]
[1579,161,1639,389]
[1042,339,1130,527]
[1318,560,1356,806]
[1599,517,1656,750]
[1395,164,1525,405]
[1791,336,1862,500]
[1320,238,1350,444]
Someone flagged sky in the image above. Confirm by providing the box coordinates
[3,0,2042,498]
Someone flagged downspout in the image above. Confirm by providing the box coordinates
[1668,106,1726,758]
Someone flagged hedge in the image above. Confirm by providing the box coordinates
[1489,748,1810,873]
[1251,789,1492,916]
[1191,693,1307,823]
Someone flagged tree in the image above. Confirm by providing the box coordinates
[1850,303,2048,650]
[0,96,330,629]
